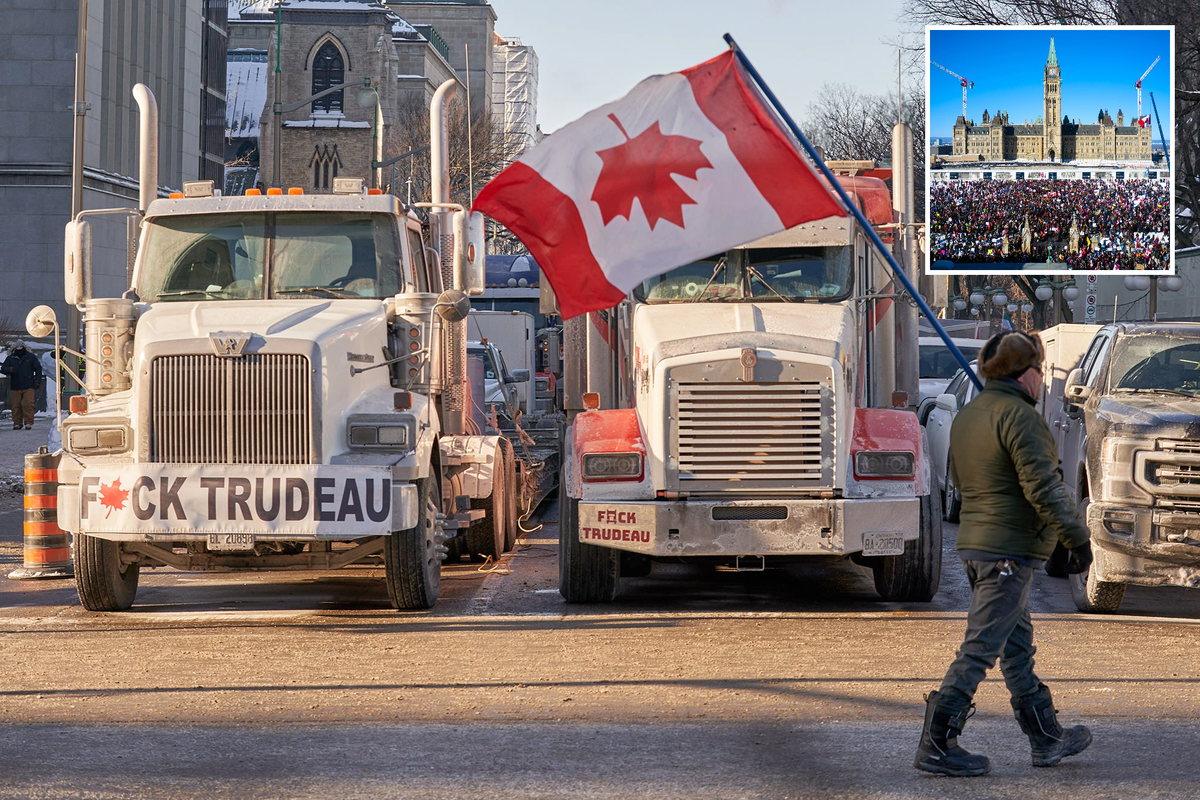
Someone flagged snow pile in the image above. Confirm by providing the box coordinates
[226,50,270,139]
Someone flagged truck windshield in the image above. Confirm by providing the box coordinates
[138,212,402,302]
[1109,335,1200,395]
[632,246,852,303]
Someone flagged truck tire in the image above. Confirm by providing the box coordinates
[943,462,962,524]
[74,534,139,612]
[467,455,506,561]
[942,463,962,523]
[385,477,442,610]
[558,481,619,603]
[499,437,520,552]
[873,490,942,602]
[1069,564,1126,613]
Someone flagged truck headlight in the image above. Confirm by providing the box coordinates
[347,414,415,450]
[854,451,915,479]
[1100,436,1154,504]
[67,426,129,454]
[582,452,643,482]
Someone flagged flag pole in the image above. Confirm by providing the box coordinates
[723,34,982,391]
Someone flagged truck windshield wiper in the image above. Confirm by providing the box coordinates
[154,289,225,299]
[1115,387,1200,398]
[275,287,358,299]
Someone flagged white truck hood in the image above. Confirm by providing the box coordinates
[134,299,386,345]
[633,302,855,366]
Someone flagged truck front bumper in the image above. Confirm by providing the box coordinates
[1089,501,1200,589]
[577,497,918,557]
[57,464,418,542]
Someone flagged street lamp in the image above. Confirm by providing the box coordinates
[953,295,967,311]
[1034,278,1053,302]
[272,78,380,188]
[991,290,1008,307]
[1062,280,1080,302]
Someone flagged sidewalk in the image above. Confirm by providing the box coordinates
[0,413,55,494]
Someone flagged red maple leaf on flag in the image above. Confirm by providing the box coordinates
[591,114,713,230]
[98,478,129,519]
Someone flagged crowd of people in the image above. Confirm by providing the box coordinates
[930,178,1170,269]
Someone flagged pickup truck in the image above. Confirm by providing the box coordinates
[1054,323,1200,612]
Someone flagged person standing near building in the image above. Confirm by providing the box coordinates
[2,342,43,430]
[914,331,1093,777]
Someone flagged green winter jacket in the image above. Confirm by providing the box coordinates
[949,378,1089,559]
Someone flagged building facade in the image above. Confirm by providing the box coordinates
[229,0,460,194]
[0,0,208,328]
[952,39,1152,162]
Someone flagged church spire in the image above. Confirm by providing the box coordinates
[1048,37,1057,67]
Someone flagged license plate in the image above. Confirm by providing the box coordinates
[862,533,904,556]
[208,533,255,552]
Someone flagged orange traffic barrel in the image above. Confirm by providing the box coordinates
[8,448,73,580]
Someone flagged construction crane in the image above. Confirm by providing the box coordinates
[932,61,974,119]
[1136,56,1160,118]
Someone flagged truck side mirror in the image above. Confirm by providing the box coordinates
[25,305,58,339]
[454,210,485,297]
[64,219,92,306]
[934,393,958,413]
[1064,367,1092,408]
[508,369,530,383]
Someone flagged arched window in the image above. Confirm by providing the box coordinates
[312,41,344,114]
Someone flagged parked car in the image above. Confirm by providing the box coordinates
[918,336,983,424]
[1052,323,1200,613]
[924,361,980,523]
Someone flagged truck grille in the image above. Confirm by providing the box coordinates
[149,354,313,464]
[674,382,833,487]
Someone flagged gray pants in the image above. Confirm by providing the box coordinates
[939,559,1042,709]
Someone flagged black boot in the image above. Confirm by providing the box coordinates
[914,690,991,776]
[1012,683,1092,767]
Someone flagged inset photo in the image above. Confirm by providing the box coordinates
[926,26,1174,273]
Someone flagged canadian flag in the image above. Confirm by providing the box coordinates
[472,51,847,319]
[1138,115,1151,128]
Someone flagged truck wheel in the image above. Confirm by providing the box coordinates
[385,477,442,610]
[1069,564,1126,613]
[558,482,619,603]
[467,455,506,561]
[943,462,962,524]
[74,534,139,612]
[499,437,520,552]
[874,490,943,603]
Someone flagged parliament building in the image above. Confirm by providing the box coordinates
[951,39,1152,162]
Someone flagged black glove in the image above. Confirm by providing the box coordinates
[1065,541,1093,575]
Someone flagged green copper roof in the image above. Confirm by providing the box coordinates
[1048,38,1057,67]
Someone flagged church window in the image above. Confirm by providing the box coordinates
[312,41,345,114]
[310,144,343,190]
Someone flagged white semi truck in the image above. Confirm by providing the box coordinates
[557,128,945,603]
[27,82,517,611]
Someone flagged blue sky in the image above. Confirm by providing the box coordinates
[929,28,1172,139]
[491,0,910,134]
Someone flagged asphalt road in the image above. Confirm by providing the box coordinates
[2,493,1200,799]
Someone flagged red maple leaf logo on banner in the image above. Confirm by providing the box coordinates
[591,115,713,230]
[98,479,129,519]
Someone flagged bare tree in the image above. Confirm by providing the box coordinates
[390,96,527,254]
[803,83,928,221]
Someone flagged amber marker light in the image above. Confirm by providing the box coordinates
[69,395,88,414]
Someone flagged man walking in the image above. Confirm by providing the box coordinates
[2,342,43,430]
[915,331,1093,777]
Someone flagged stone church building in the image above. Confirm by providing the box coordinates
[227,0,491,192]
[952,39,1152,162]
